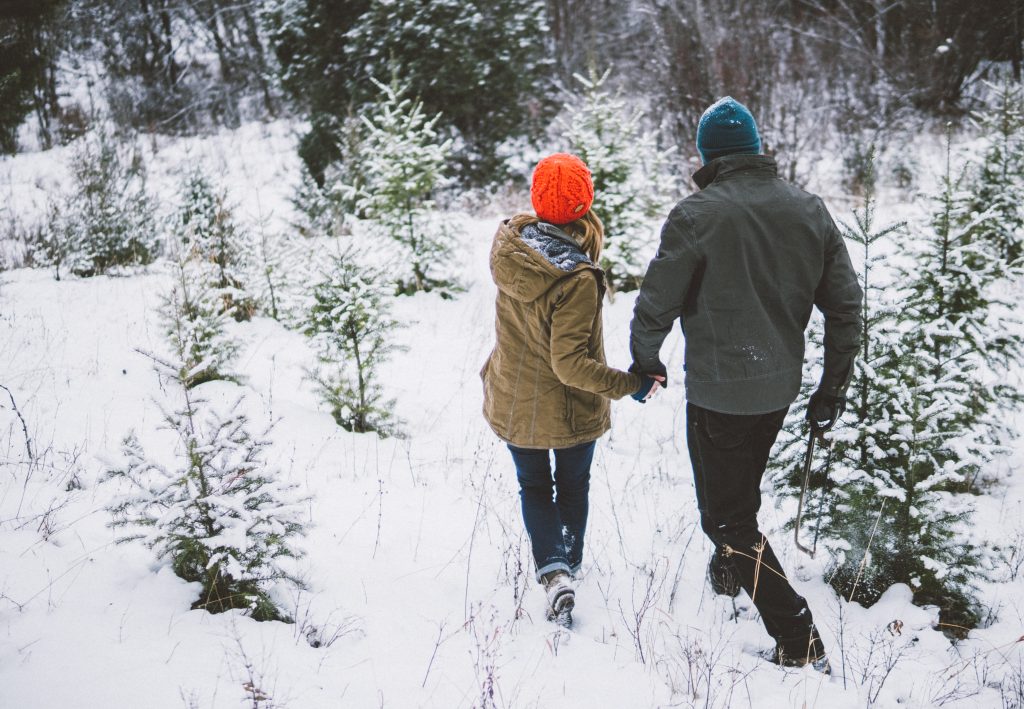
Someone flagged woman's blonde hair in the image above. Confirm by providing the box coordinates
[508,209,604,264]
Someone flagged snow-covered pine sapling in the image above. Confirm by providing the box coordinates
[348,73,460,295]
[292,164,348,240]
[302,246,402,435]
[826,137,1022,632]
[965,79,1024,268]
[177,170,255,320]
[158,250,239,389]
[249,217,307,326]
[901,131,1024,490]
[44,129,159,277]
[106,395,307,622]
[291,115,366,237]
[767,152,974,631]
[30,202,73,280]
[561,66,675,292]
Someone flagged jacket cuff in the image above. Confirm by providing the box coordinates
[629,360,668,386]
[631,376,655,401]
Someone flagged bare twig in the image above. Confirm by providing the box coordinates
[849,499,886,602]
[372,477,384,559]
[0,383,33,461]
[464,451,491,619]
[421,621,456,688]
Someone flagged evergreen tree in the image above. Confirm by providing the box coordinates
[897,136,1024,491]
[824,160,989,625]
[561,67,675,292]
[269,0,551,184]
[249,220,309,326]
[769,149,1022,630]
[265,0,370,184]
[302,246,402,435]
[106,395,307,622]
[158,250,239,390]
[0,0,64,152]
[46,130,160,277]
[28,201,73,280]
[965,80,1024,267]
[176,170,254,319]
[291,150,360,241]
[349,75,459,295]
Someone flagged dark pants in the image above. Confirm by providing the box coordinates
[507,441,596,582]
[687,402,815,644]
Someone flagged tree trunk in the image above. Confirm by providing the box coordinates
[240,2,277,116]
[1013,2,1023,81]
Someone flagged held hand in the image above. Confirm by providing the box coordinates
[631,374,663,403]
[643,375,666,402]
[806,390,846,433]
[629,361,668,388]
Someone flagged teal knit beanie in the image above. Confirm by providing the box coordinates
[696,97,761,164]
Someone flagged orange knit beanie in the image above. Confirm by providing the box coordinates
[530,153,594,225]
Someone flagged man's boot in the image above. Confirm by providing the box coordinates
[707,548,741,597]
[770,624,830,673]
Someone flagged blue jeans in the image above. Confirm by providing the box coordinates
[507,441,596,582]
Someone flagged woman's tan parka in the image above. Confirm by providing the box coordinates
[480,220,642,449]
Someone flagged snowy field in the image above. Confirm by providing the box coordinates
[2,123,1023,709]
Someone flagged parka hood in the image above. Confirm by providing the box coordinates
[490,220,597,303]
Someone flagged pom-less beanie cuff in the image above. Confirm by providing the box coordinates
[699,138,762,164]
[530,153,595,225]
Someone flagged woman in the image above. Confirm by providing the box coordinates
[480,153,660,627]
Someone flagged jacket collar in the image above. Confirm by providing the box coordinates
[535,221,587,255]
[692,153,779,190]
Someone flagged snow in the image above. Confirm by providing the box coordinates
[1,121,1024,708]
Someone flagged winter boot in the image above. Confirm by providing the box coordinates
[769,624,830,673]
[707,549,741,597]
[542,571,575,627]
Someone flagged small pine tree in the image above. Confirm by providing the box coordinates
[29,201,73,280]
[106,395,307,622]
[898,135,1023,491]
[561,66,675,292]
[291,116,365,238]
[177,170,254,320]
[158,251,239,389]
[349,74,460,295]
[965,80,1024,267]
[249,219,309,326]
[49,130,160,277]
[292,166,346,240]
[772,148,1023,631]
[302,246,402,435]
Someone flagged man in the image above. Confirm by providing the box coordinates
[629,97,862,669]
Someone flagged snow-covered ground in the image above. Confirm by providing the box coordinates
[1,123,1023,708]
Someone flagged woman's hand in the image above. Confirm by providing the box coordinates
[643,375,666,402]
[633,374,667,402]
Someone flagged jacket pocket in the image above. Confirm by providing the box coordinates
[563,388,576,431]
[568,389,605,433]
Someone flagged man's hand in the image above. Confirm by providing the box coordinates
[806,390,846,433]
[629,362,668,389]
